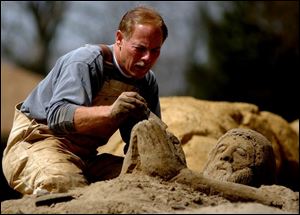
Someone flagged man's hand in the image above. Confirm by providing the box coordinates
[110,92,149,122]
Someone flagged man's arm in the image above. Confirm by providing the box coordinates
[73,105,117,139]
[73,91,148,139]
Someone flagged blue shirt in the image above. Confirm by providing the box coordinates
[20,44,161,146]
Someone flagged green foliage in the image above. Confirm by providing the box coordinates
[185,1,299,121]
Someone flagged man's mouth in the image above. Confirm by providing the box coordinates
[134,66,149,75]
[135,61,150,70]
[135,61,145,67]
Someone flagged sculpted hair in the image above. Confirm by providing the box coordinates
[118,6,168,42]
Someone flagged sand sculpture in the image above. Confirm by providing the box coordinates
[100,97,299,192]
[121,117,298,211]
[202,128,276,187]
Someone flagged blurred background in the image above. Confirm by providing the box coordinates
[0,0,299,201]
[1,0,299,145]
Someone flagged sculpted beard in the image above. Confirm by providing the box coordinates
[204,161,254,185]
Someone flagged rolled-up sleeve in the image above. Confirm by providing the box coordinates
[47,62,93,134]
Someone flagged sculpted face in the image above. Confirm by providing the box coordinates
[203,128,276,187]
[203,135,255,184]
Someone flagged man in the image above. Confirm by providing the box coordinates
[2,6,168,195]
[202,128,276,187]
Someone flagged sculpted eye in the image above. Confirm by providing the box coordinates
[217,145,227,153]
[236,148,246,156]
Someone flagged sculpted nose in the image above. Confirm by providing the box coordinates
[220,150,233,162]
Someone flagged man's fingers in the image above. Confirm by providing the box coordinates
[119,97,145,108]
[120,93,147,108]
[133,94,147,103]
[111,92,149,121]
[122,92,147,104]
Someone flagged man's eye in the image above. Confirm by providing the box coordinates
[134,46,145,52]
[151,49,160,54]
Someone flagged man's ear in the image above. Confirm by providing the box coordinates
[116,30,124,48]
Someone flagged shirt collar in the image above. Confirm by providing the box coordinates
[111,45,132,79]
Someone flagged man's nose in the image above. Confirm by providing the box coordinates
[141,50,151,61]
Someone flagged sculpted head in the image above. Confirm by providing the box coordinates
[202,128,276,187]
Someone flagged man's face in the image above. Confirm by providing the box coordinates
[203,135,255,184]
[116,24,163,79]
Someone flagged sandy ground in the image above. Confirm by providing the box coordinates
[1,172,298,214]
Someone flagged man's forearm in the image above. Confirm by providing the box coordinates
[73,105,120,138]
[73,92,149,138]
